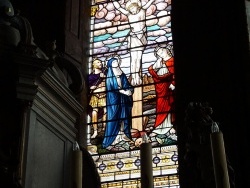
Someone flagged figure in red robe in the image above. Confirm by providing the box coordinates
[148,45,176,135]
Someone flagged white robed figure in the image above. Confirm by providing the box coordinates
[113,0,155,86]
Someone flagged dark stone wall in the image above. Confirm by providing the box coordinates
[11,0,65,52]
[172,0,250,187]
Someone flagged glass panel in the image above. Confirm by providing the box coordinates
[87,0,178,187]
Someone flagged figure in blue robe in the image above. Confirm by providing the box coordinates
[102,57,134,149]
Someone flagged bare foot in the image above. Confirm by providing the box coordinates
[91,130,98,138]
[135,73,142,85]
[131,77,136,86]
[131,73,142,86]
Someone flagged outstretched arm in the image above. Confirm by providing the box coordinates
[142,0,155,9]
[113,1,129,15]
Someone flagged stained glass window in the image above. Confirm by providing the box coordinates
[87,0,179,187]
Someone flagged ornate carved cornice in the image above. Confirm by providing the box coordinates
[13,53,50,103]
